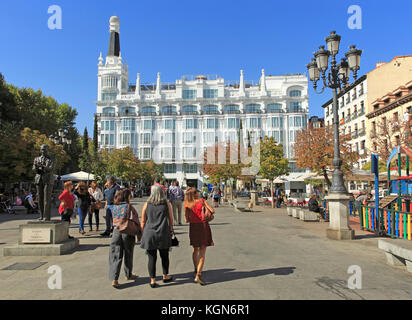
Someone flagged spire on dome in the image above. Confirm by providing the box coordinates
[107,16,120,57]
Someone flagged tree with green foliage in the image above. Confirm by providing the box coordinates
[105,147,142,183]
[259,136,290,208]
[0,126,68,184]
[0,74,80,180]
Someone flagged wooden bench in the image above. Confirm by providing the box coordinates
[378,239,412,273]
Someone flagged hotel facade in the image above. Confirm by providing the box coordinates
[96,17,309,190]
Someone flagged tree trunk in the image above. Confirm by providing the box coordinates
[271,182,275,208]
[323,169,332,188]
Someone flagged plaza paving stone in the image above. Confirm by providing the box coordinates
[0,198,412,300]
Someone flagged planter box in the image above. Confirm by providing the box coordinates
[292,208,299,218]
[299,208,318,221]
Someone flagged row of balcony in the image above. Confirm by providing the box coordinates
[97,109,307,118]
[117,91,307,101]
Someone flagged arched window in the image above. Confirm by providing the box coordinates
[182,105,198,115]
[141,106,156,115]
[202,105,219,114]
[289,90,302,97]
[266,104,283,113]
[120,107,136,116]
[103,107,115,115]
[161,106,177,115]
[244,104,261,113]
[223,105,240,114]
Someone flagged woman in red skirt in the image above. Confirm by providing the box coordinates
[184,187,215,285]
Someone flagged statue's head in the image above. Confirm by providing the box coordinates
[40,144,49,156]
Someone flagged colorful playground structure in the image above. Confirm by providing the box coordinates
[360,146,412,240]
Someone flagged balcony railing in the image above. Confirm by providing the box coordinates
[358,128,366,136]
[140,112,157,116]
[244,110,262,114]
[370,130,377,139]
[352,93,357,100]
[287,108,305,113]
[181,111,199,115]
[266,109,284,114]
[358,110,365,117]
[352,112,358,120]
[202,110,220,115]
[359,89,364,96]
[352,131,359,139]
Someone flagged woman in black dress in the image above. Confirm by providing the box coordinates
[140,185,174,288]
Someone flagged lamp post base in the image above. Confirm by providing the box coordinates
[325,193,355,240]
[326,228,355,240]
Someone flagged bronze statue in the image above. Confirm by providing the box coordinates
[32,144,56,221]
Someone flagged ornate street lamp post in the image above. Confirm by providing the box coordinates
[307,31,362,240]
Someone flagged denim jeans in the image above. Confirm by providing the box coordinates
[78,207,88,231]
[105,207,113,233]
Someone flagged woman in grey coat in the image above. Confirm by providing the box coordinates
[140,185,174,288]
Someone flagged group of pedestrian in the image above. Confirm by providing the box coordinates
[57,180,104,235]
[108,180,215,289]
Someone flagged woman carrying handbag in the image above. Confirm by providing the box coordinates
[88,181,103,232]
[109,189,141,288]
[184,187,215,286]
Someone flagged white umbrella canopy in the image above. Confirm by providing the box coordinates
[60,171,95,181]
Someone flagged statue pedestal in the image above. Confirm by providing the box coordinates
[3,221,79,256]
[325,193,355,240]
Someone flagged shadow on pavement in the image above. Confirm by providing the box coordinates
[116,267,297,289]
[203,267,296,284]
[354,234,381,240]
[73,243,110,252]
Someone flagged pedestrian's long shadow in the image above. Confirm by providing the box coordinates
[118,267,296,289]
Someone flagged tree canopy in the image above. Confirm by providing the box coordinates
[294,126,359,187]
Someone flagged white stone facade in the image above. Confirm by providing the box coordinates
[96,17,309,189]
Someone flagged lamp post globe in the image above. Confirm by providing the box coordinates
[314,46,330,72]
[325,31,341,56]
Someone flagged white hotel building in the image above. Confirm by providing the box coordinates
[96,17,309,191]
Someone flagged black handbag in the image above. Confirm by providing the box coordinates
[171,233,179,247]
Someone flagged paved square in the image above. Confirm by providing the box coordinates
[1,199,412,300]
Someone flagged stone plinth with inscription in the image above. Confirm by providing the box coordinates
[3,221,79,256]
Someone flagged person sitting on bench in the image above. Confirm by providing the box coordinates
[24,191,38,214]
[308,194,326,220]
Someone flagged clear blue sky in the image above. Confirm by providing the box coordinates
[1,0,411,134]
